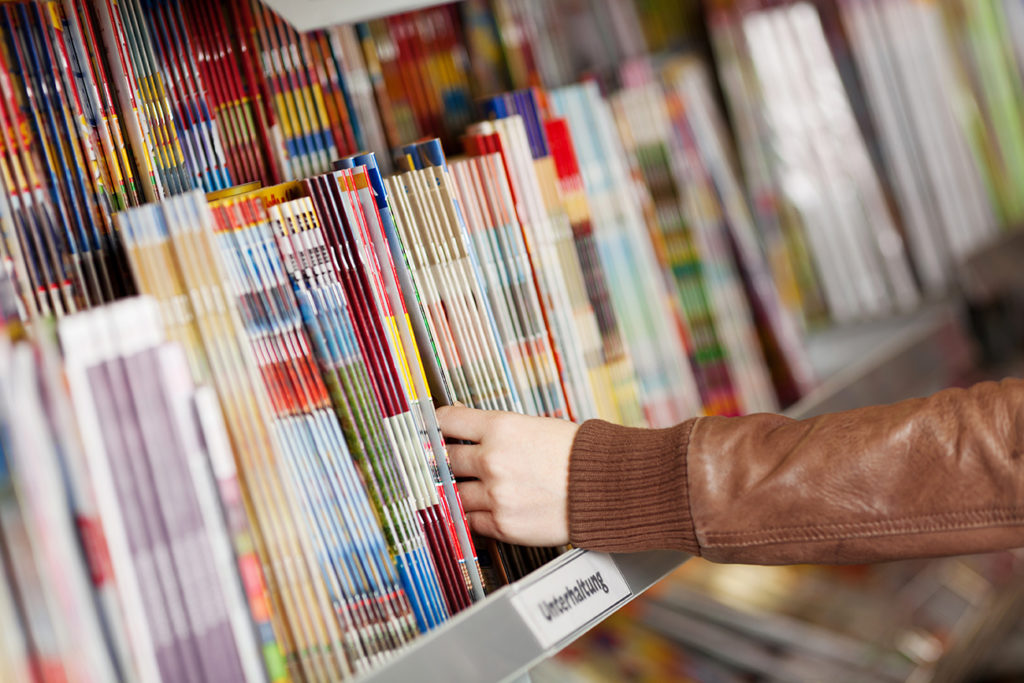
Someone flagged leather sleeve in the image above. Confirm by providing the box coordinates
[568,378,1024,565]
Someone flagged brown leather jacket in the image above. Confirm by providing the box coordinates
[568,378,1024,564]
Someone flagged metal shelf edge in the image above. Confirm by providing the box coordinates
[357,549,690,682]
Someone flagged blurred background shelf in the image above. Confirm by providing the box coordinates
[638,584,914,682]
[615,547,1024,683]
[787,300,974,419]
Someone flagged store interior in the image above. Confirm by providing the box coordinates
[1,0,1023,681]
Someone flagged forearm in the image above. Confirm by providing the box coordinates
[569,378,1024,564]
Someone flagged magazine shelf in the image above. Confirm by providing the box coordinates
[357,300,974,683]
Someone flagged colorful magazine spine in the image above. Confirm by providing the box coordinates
[550,81,702,427]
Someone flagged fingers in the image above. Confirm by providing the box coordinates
[466,510,502,542]
[435,404,492,442]
[446,442,484,479]
[454,479,488,512]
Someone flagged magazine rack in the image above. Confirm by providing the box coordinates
[169,7,981,679]
[236,2,995,677]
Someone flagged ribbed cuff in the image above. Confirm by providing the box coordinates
[568,418,700,554]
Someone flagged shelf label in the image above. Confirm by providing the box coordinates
[510,552,631,649]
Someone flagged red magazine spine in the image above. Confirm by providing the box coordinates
[344,169,469,612]
[227,0,282,185]
[181,1,248,185]
[306,33,353,158]
[194,0,264,184]
[324,172,463,612]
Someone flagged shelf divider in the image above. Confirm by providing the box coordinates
[260,0,449,31]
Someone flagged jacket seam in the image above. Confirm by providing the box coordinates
[703,509,1024,548]
[707,505,1024,537]
[680,417,700,557]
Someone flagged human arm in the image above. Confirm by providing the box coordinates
[438,378,1024,565]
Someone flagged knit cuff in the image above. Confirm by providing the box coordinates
[568,418,700,554]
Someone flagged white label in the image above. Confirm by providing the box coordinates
[510,552,632,649]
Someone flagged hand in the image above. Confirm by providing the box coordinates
[436,405,579,547]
